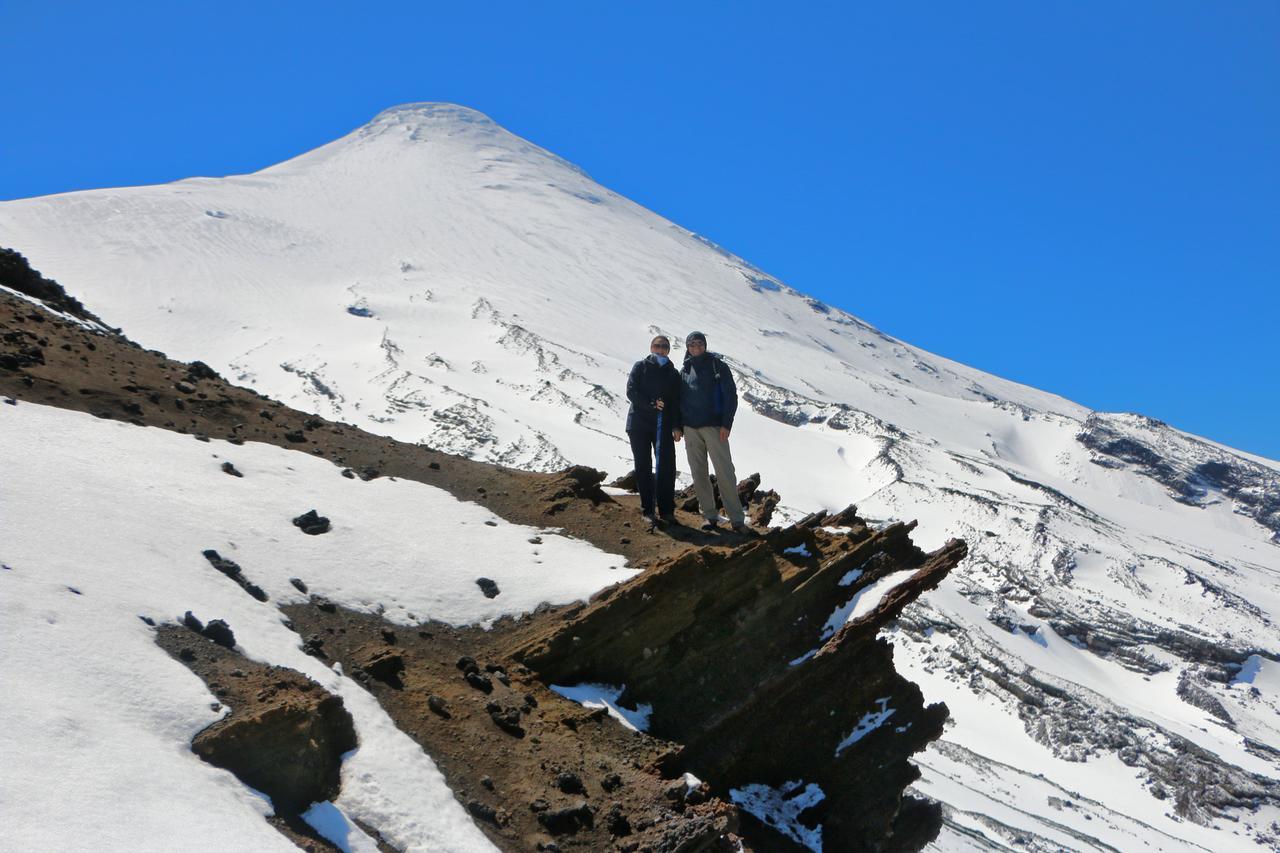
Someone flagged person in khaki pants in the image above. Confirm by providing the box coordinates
[672,331,748,533]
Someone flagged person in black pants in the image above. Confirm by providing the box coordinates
[625,335,682,526]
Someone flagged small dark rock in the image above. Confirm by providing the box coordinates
[428,461,441,470]
[606,804,632,837]
[292,509,331,535]
[302,634,327,659]
[555,772,586,794]
[456,656,480,674]
[138,615,156,627]
[427,695,450,717]
[174,380,197,395]
[290,577,308,594]
[186,361,219,381]
[284,430,307,443]
[538,802,593,835]
[528,536,543,545]
[121,401,143,415]
[313,597,336,613]
[466,800,500,825]
[489,706,525,736]
[178,647,196,662]
[221,461,243,478]
[381,629,397,645]
[529,798,550,813]
[481,775,495,790]
[476,577,500,599]
[483,520,498,527]
[183,611,205,633]
[361,649,405,688]
[202,619,236,648]
[341,468,356,479]
[466,671,494,693]
[600,773,623,793]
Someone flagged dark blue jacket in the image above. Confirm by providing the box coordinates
[626,355,682,434]
[680,352,737,430]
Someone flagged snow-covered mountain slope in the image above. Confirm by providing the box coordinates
[2,103,1278,850]
[0,400,634,851]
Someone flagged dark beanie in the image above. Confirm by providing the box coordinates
[686,331,707,347]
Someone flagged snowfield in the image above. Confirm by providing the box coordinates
[0,401,635,852]
[1,102,1277,850]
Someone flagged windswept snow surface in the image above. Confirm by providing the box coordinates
[0,401,633,851]
[2,102,1279,849]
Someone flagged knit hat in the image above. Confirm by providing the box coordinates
[685,331,707,347]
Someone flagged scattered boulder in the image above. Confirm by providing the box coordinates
[284,430,306,444]
[555,771,586,794]
[186,360,219,381]
[467,800,501,825]
[202,619,236,649]
[357,646,405,689]
[488,703,525,736]
[221,461,243,478]
[289,577,308,594]
[476,577,500,599]
[538,802,593,835]
[292,510,331,535]
[466,671,494,693]
[427,695,450,717]
[201,550,268,601]
[605,804,632,837]
[608,470,638,492]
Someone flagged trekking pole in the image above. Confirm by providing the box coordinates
[655,408,663,486]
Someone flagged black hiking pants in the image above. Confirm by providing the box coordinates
[628,426,676,516]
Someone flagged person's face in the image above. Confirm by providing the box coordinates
[651,339,671,356]
[686,339,706,356]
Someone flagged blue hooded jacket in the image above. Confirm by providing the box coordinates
[679,352,737,430]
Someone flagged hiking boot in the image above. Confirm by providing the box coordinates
[700,520,720,532]
[659,513,678,527]
[732,522,753,535]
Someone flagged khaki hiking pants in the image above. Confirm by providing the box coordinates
[683,425,745,525]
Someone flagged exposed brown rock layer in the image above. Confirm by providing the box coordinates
[155,624,359,846]
[508,514,967,851]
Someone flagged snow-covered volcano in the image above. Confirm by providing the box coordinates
[2,103,1278,850]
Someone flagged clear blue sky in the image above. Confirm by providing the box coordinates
[3,2,1277,458]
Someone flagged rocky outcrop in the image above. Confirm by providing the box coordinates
[509,509,968,851]
[0,247,108,327]
[156,624,357,816]
[1079,412,1280,541]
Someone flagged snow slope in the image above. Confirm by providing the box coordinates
[0,400,636,851]
[2,103,1278,850]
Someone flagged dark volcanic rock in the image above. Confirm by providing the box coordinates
[221,461,243,478]
[538,802,593,834]
[202,619,236,649]
[476,577,500,598]
[555,771,586,794]
[201,550,268,601]
[292,509,331,535]
[0,247,104,325]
